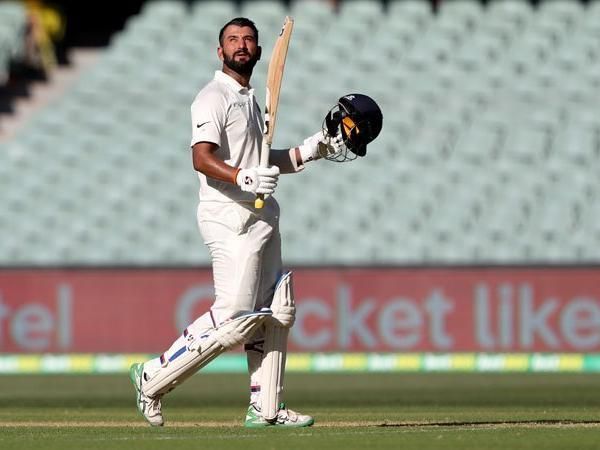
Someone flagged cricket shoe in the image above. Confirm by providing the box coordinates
[129,363,164,427]
[244,402,314,428]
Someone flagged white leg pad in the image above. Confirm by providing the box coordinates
[270,271,295,328]
[144,310,271,397]
[261,271,295,421]
[261,323,288,421]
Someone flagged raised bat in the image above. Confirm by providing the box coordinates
[255,16,294,209]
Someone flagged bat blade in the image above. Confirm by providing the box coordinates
[263,16,294,146]
[256,16,294,209]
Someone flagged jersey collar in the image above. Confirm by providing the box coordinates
[214,70,253,94]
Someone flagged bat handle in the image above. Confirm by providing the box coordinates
[255,195,265,209]
[255,137,271,209]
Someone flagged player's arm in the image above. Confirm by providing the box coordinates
[192,141,238,183]
[192,141,279,195]
[269,130,343,174]
[268,147,302,174]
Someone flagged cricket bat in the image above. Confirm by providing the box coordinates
[255,16,294,209]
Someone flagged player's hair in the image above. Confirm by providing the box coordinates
[218,17,259,46]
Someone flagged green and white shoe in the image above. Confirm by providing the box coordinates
[129,363,164,427]
[244,402,314,428]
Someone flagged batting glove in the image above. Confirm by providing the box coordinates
[298,130,344,163]
[235,166,280,195]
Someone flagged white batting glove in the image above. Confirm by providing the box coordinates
[236,166,280,195]
[298,130,344,163]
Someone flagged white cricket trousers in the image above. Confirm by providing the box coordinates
[139,197,282,385]
[197,197,283,324]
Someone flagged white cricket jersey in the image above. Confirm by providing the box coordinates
[190,70,263,203]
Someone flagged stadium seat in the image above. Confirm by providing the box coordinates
[486,0,532,24]
[387,0,432,28]
[538,0,583,24]
[338,0,384,30]
[240,0,286,19]
[290,0,334,16]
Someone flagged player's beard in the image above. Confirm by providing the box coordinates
[223,51,259,76]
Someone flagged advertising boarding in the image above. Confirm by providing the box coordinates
[0,268,599,353]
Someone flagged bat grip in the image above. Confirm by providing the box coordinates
[254,195,265,209]
[255,138,271,209]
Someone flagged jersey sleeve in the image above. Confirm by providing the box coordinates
[190,89,227,148]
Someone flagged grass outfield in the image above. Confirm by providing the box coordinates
[1,372,599,449]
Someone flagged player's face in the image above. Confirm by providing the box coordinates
[219,25,261,75]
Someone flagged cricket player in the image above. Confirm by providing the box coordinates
[128,17,340,428]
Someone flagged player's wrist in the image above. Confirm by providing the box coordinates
[232,167,241,185]
[298,142,319,164]
[289,147,306,172]
[300,132,324,161]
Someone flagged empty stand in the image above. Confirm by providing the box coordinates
[1,0,599,265]
[0,1,27,83]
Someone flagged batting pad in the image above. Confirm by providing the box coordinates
[270,271,296,328]
[144,309,271,397]
[261,324,288,421]
[261,271,295,421]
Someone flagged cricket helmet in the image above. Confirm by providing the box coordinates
[321,93,383,162]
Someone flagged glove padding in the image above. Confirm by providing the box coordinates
[236,166,280,195]
[298,130,344,163]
